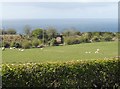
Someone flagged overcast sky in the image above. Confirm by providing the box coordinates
[0,1,118,20]
[0,0,119,2]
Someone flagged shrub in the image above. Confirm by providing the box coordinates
[6,28,16,34]
[64,37,72,45]
[32,39,39,47]
[64,37,80,45]
[92,36,100,42]
[10,41,16,47]
[2,41,10,48]
[50,38,57,46]
[10,41,22,48]
[104,35,113,41]
[15,42,22,48]
[2,59,120,88]
[22,41,32,49]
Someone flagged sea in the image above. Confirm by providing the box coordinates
[2,18,118,34]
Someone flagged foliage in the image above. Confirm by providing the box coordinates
[104,35,113,41]
[64,36,80,45]
[22,40,32,49]
[0,30,7,35]
[2,59,120,88]
[10,41,16,47]
[32,39,40,47]
[10,41,22,48]
[15,42,22,48]
[2,41,10,48]
[1,30,119,47]
[46,27,57,40]
[31,28,43,39]
[6,28,17,34]
[50,38,57,46]
[23,25,31,35]
[0,29,17,35]
[92,36,100,42]
[62,28,79,37]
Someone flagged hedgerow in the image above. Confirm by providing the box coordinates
[2,59,120,88]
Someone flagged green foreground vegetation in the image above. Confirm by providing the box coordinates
[2,41,118,63]
[2,59,119,88]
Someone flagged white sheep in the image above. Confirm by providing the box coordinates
[40,48,43,50]
[10,47,13,49]
[2,47,5,51]
[95,51,98,53]
[88,52,91,53]
[21,49,24,51]
[85,51,91,54]
[95,49,100,53]
[97,49,100,51]
[18,49,21,51]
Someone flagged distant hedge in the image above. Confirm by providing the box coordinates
[2,59,120,88]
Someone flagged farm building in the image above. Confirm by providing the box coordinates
[55,34,64,45]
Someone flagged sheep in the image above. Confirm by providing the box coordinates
[95,49,100,53]
[88,52,91,53]
[10,47,13,49]
[97,49,100,51]
[21,49,24,51]
[85,51,91,54]
[18,49,21,51]
[95,51,98,53]
[2,47,5,51]
[40,48,43,50]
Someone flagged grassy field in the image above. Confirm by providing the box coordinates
[2,41,118,63]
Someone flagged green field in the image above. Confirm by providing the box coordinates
[2,41,118,63]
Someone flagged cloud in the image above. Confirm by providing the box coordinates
[0,0,119,2]
[1,2,118,19]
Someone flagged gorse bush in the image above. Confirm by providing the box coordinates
[2,59,120,88]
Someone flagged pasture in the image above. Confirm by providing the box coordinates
[2,41,118,63]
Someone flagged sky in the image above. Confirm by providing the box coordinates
[0,0,119,2]
[0,1,118,20]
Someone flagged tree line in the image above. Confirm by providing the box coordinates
[0,26,119,49]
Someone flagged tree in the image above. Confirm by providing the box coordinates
[92,36,100,42]
[0,30,7,35]
[64,36,80,45]
[15,42,22,48]
[22,40,32,49]
[7,28,16,34]
[91,32,100,38]
[23,25,31,38]
[32,38,39,47]
[49,38,57,46]
[31,28,43,39]
[46,27,57,40]
[2,41,10,48]
[103,33,113,41]
[62,27,79,36]
[10,41,16,47]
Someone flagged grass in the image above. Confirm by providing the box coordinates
[2,41,118,63]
